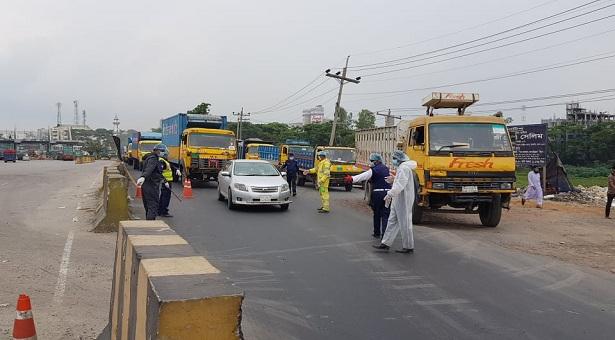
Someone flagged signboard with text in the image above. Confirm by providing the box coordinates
[507,124,548,167]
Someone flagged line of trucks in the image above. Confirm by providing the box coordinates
[123,92,516,227]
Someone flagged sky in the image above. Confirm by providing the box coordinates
[1,0,614,131]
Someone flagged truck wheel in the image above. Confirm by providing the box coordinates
[412,200,424,225]
[479,195,502,227]
[345,184,353,192]
[297,177,306,186]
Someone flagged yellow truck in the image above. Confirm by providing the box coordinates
[161,113,236,182]
[296,146,363,191]
[130,132,162,170]
[355,92,516,227]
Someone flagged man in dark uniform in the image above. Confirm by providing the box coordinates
[136,144,165,220]
[346,153,391,238]
[281,152,300,196]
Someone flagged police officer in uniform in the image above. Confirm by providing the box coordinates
[346,153,391,238]
[158,145,181,217]
[136,144,166,220]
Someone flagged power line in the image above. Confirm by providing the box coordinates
[252,88,339,115]
[252,75,327,114]
[346,51,615,97]
[471,95,615,113]
[474,88,615,107]
[350,0,609,70]
[351,0,561,57]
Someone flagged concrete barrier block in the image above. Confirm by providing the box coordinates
[95,174,129,232]
[108,221,243,340]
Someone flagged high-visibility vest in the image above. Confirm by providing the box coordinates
[160,158,173,182]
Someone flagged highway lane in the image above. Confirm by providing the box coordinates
[143,176,615,340]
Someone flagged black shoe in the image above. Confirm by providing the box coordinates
[372,244,390,251]
[293,192,297,196]
[395,248,414,253]
[372,233,381,238]
[318,209,330,214]
[160,213,173,218]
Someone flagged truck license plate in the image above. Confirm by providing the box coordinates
[260,195,272,202]
[462,186,478,193]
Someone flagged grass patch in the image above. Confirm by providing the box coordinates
[515,170,607,188]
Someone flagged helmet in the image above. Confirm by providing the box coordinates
[153,144,167,152]
[369,153,382,162]
[317,151,327,157]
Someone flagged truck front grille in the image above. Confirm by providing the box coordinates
[191,158,228,170]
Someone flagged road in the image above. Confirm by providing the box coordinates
[132,172,615,340]
[0,160,115,339]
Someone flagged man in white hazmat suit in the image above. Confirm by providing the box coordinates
[522,165,543,208]
[373,150,417,253]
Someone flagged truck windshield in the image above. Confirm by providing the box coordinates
[234,162,279,176]
[429,123,512,154]
[188,133,235,149]
[140,143,158,152]
[326,149,356,163]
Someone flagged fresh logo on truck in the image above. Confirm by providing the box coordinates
[448,157,494,169]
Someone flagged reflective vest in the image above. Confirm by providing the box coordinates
[160,158,173,182]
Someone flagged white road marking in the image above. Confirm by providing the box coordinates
[377,276,423,281]
[416,298,470,306]
[52,231,75,305]
[393,283,436,289]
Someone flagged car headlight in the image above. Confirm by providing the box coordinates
[281,183,289,192]
[432,182,445,190]
[234,183,248,192]
[500,182,512,189]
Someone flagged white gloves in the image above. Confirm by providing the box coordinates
[385,175,395,184]
[136,177,145,186]
[384,194,392,208]
[176,169,182,177]
[164,182,170,189]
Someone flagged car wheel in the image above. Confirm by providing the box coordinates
[227,189,236,210]
[280,204,289,211]
[218,187,225,201]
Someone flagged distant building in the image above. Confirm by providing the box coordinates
[542,102,615,128]
[302,105,325,125]
[49,124,91,141]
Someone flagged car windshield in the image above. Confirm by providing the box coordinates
[429,123,512,153]
[188,133,235,149]
[234,162,280,176]
[140,143,158,152]
[325,149,356,163]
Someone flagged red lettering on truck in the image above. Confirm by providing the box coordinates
[448,158,494,169]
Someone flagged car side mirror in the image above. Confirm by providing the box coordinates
[220,171,230,177]
[280,172,287,177]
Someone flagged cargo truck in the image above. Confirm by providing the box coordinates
[240,138,279,163]
[161,113,236,182]
[278,140,312,166]
[354,92,516,227]
[133,132,162,170]
[296,146,363,191]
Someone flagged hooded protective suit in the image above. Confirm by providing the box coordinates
[380,156,417,250]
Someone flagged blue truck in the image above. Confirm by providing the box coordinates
[161,113,236,182]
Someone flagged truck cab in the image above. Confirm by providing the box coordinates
[179,128,236,182]
[136,139,161,170]
[297,146,363,191]
[406,92,516,227]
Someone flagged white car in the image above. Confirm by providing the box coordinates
[218,160,292,211]
[22,154,30,161]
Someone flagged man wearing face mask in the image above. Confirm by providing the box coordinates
[281,152,299,196]
[606,165,615,219]
[522,165,543,209]
[345,153,391,238]
[373,150,417,253]
[304,151,331,213]
[136,144,166,220]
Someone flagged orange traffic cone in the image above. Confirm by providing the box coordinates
[12,294,37,340]
[135,185,142,199]
[183,179,193,199]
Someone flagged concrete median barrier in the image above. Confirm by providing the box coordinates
[95,165,130,232]
[105,220,243,340]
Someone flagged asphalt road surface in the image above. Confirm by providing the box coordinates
[143,176,615,340]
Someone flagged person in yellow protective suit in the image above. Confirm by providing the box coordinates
[304,151,331,213]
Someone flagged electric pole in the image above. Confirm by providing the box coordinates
[233,108,250,140]
[56,102,62,126]
[377,109,401,127]
[82,110,87,127]
[73,100,79,125]
[325,56,361,146]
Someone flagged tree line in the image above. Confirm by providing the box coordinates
[549,122,615,166]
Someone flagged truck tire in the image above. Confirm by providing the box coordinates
[479,195,502,227]
[412,200,424,225]
[345,184,353,192]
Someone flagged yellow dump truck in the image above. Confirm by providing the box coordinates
[355,92,516,227]
[296,146,363,191]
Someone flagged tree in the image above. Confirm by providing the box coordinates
[356,109,376,129]
[188,102,211,115]
[151,127,162,133]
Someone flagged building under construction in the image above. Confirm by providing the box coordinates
[542,102,615,128]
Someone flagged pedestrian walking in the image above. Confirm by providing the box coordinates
[346,153,391,238]
[373,150,418,253]
[522,165,543,208]
[281,152,299,196]
[606,165,615,219]
[303,151,331,213]
[158,146,181,218]
[136,144,165,220]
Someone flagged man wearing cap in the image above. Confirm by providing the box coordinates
[158,145,182,218]
[281,152,300,196]
[345,153,391,238]
[136,144,165,220]
[304,151,331,213]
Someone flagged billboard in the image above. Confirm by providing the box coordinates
[507,124,548,167]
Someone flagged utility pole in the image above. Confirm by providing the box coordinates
[82,110,87,127]
[73,100,79,125]
[233,108,250,140]
[56,102,62,126]
[376,109,401,127]
[325,56,361,146]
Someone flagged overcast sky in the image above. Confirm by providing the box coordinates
[1,0,614,131]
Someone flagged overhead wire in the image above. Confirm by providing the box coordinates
[251,75,327,114]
